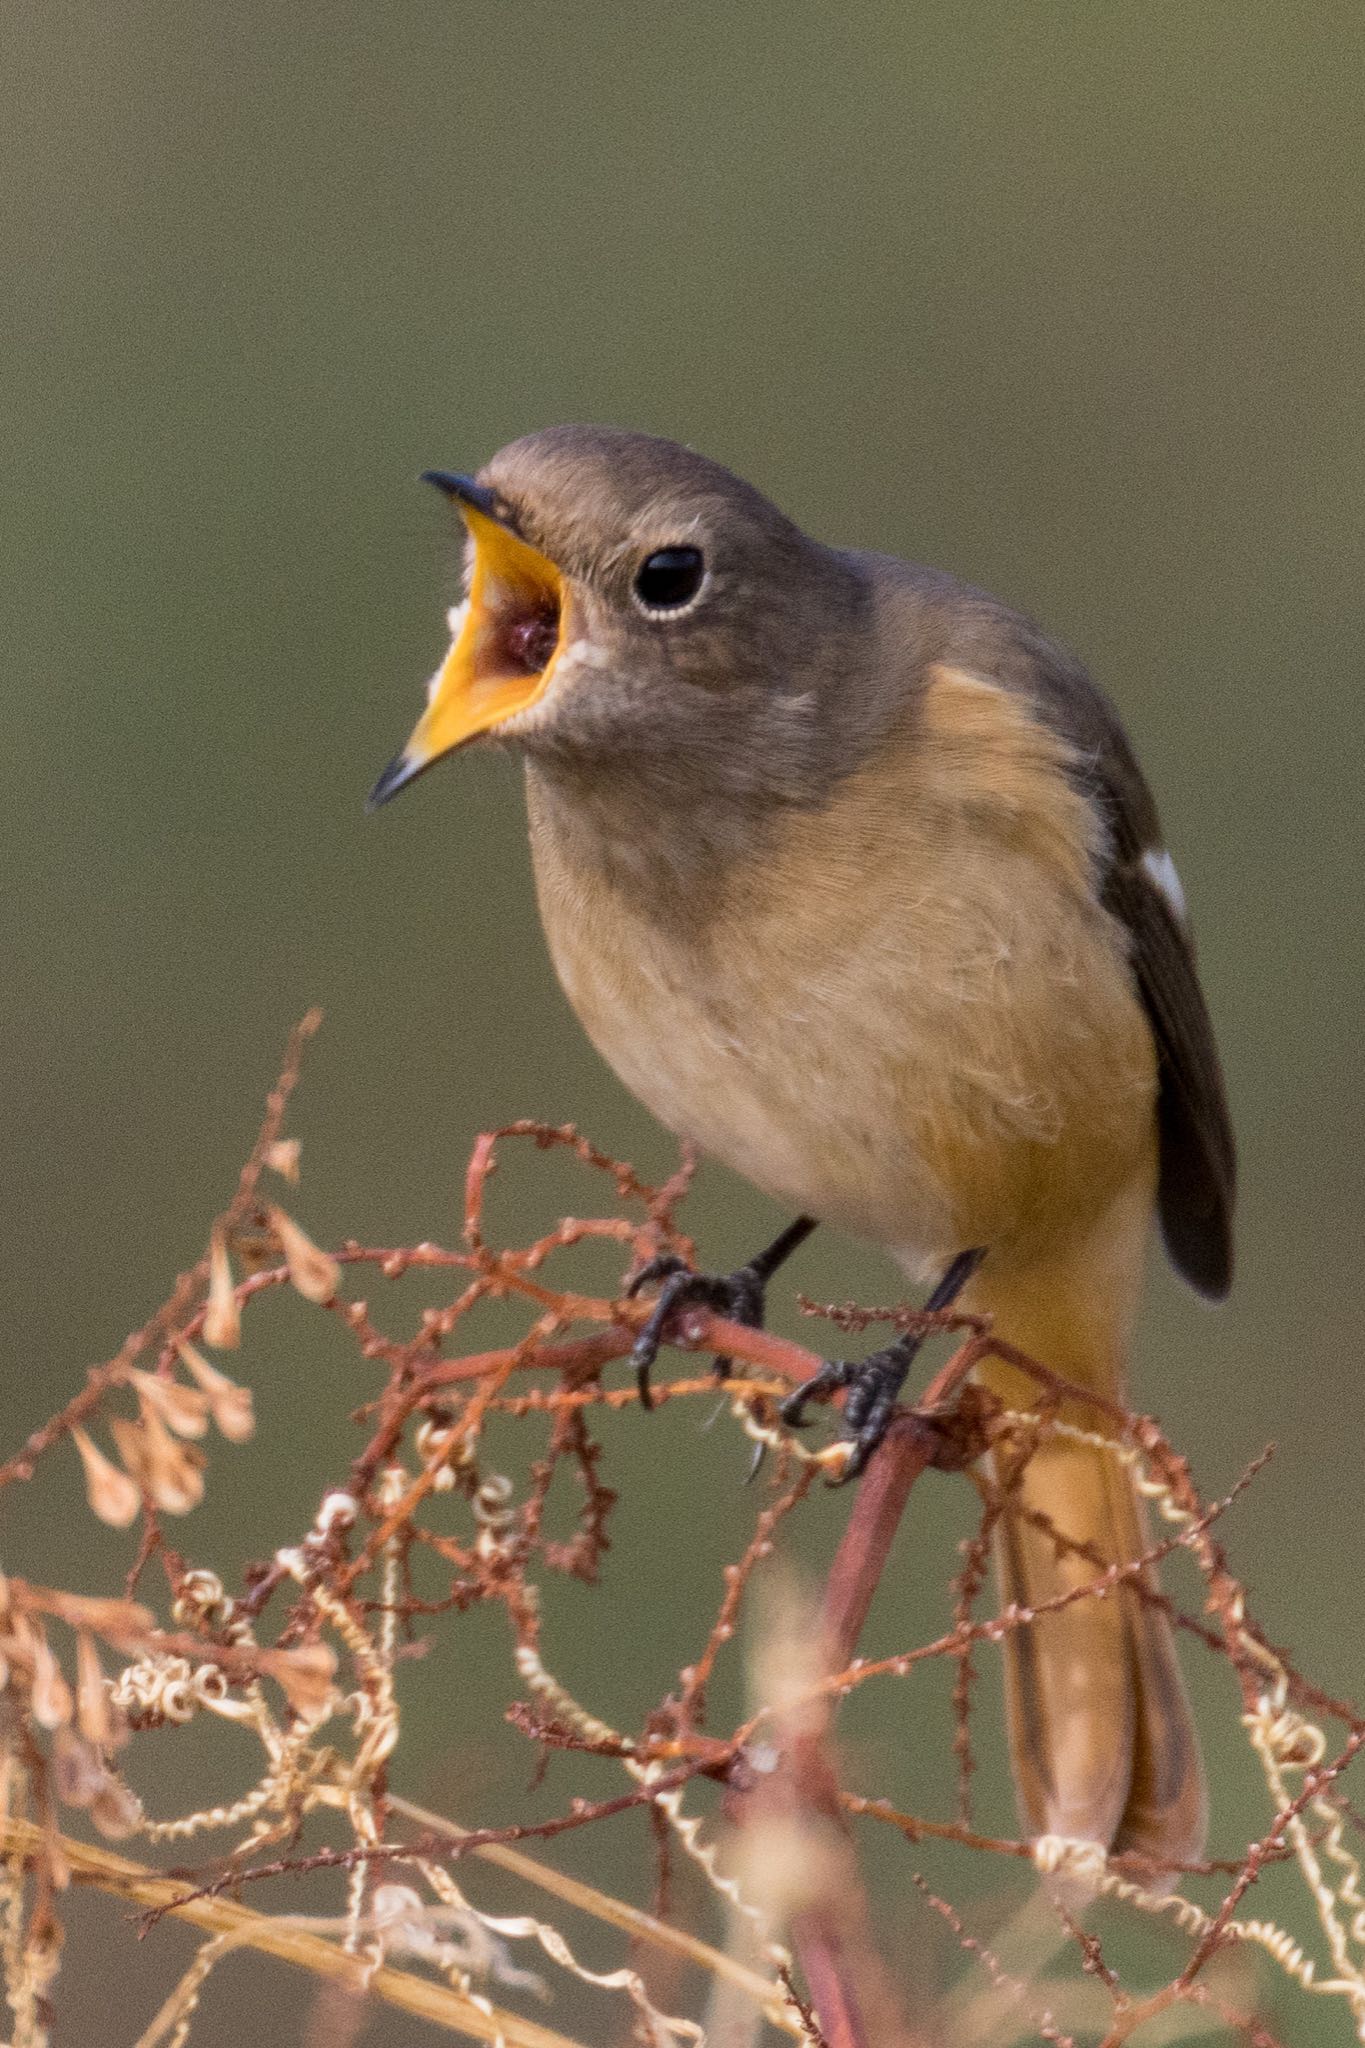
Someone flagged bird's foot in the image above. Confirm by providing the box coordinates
[779,1247,987,1482]
[626,1254,767,1409]
[779,1343,917,1481]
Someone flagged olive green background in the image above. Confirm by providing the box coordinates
[4,4,1363,2041]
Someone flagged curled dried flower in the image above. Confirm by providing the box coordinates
[110,1412,206,1517]
[372,1884,427,1933]
[267,1205,340,1304]
[71,1427,141,1529]
[31,1628,73,1730]
[203,1227,241,1348]
[258,1641,339,1717]
[264,1137,302,1182]
[415,1417,474,1492]
[174,1339,255,1443]
[110,1652,201,1728]
[171,1569,228,1627]
[313,1491,357,1537]
[130,1368,210,1440]
[473,1473,515,1532]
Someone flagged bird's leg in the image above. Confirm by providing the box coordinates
[780,1247,986,1480]
[627,1215,817,1409]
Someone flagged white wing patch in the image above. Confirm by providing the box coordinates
[1141,846,1188,924]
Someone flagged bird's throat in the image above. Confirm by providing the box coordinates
[522,748,787,928]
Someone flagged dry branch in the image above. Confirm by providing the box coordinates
[0,1019,1360,2047]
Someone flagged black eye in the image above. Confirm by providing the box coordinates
[633,546,705,612]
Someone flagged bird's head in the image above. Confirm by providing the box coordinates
[368,425,870,810]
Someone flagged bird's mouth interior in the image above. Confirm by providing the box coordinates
[443,502,567,720]
[368,487,573,815]
[369,506,568,807]
[476,568,563,687]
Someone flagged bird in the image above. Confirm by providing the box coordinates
[369,424,1234,1870]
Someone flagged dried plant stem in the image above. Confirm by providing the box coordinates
[3,1047,1355,2048]
[0,1009,321,1494]
[722,1350,990,2048]
[386,1795,799,2034]
[0,1816,587,2048]
[818,1342,983,1668]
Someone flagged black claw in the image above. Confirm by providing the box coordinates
[778,1349,907,1478]
[780,1343,913,1484]
[635,1344,660,1412]
[624,1218,818,1423]
[778,1248,989,1484]
[779,1357,858,1432]
[627,1259,767,1409]
[841,1354,913,1479]
[625,1252,690,1300]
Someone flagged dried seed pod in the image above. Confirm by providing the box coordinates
[267,1206,340,1304]
[264,1137,302,1183]
[89,1774,142,1839]
[71,1428,142,1529]
[43,1589,154,1641]
[75,1632,118,1749]
[129,1369,210,1440]
[0,1611,35,1682]
[143,1419,206,1517]
[203,1227,241,1348]
[258,1641,338,1717]
[31,1629,73,1730]
[111,1412,205,1516]
[52,1726,105,1807]
[108,1416,150,1488]
[174,1340,255,1443]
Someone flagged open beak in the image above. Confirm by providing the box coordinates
[368,473,566,809]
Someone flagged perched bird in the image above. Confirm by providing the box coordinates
[370,425,1234,1868]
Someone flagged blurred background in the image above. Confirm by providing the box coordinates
[4,3,1362,2040]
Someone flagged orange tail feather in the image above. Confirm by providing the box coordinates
[965,1205,1206,1868]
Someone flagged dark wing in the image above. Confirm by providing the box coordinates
[1010,623,1237,1299]
[1100,855,1236,1298]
